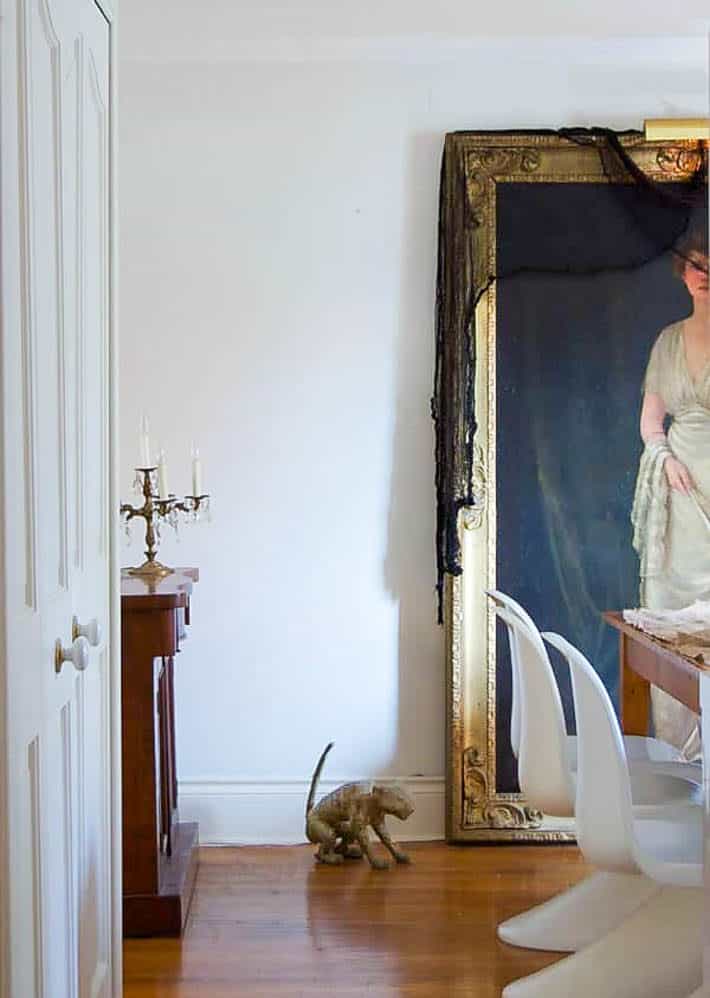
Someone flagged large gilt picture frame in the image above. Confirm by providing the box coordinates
[443,131,706,842]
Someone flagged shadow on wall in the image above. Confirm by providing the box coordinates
[383,132,445,778]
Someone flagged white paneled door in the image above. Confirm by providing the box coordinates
[1,0,117,996]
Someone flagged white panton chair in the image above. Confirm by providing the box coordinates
[502,886,703,998]
[489,593,701,954]
[544,634,702,890]
[488,589,696,768]
[500,632,703,998]
[494,604,574,817]
[490,597,701,811]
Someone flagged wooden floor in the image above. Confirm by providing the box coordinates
[123,842,589,997]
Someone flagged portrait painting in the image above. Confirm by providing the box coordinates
[435,131,709,841]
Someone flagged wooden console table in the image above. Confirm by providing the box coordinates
[121,567,199,936]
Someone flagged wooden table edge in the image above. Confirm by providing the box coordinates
[603,610,710,679]
[603,609,703,730]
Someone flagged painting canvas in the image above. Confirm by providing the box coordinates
[439,133,708,841]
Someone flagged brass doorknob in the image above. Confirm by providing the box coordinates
[72,616,102,647]
[55,636,90,674]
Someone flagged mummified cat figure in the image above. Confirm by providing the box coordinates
[305,743,415,870]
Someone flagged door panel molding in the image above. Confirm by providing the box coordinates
[30,0,69,596]
[28,738,44,998]
[16,0,39,611]
[74,32,86,571]
[61,700,77,998]
[87,49,108,558]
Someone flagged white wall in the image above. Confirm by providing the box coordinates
[119,8,708,842]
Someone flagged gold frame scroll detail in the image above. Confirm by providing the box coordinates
[443,131,704,842]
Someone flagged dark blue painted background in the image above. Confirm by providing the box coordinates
[495,182,692,792]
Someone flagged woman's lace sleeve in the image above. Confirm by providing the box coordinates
[643,330,666,396]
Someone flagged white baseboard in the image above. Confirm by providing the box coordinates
[178,776,446,845]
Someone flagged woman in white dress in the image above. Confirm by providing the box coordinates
[632,226,709,753]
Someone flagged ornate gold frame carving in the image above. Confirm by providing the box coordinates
[444,132,703,842]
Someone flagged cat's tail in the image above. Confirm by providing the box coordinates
[306,742,334,817]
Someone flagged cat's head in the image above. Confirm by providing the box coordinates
[372,783,415,821]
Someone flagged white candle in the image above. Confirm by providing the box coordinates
[157,449,169,499]
[140,414,151,468]
[191,445,203,497]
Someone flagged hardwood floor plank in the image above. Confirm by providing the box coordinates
[124,842,589,997]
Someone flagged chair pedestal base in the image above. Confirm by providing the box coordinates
[503,887,702,998]
[497,871,659,952]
